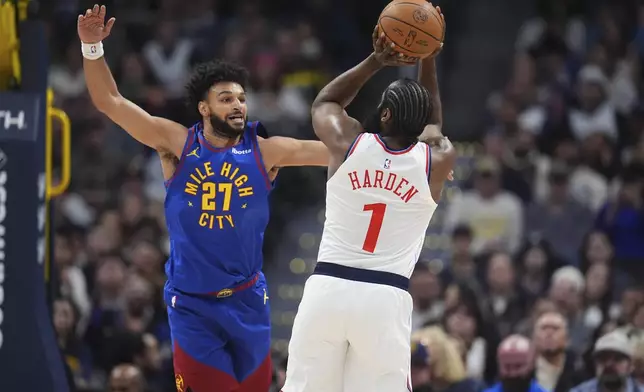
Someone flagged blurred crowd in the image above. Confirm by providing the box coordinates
[45,0,644,391]
[408,0,644,391]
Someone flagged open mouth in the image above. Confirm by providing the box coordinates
[227,114,245,125]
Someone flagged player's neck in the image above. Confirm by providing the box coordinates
[203,123,241,148]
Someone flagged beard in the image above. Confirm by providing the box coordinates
[208,113,246,139]
[598,372,626,391]
[500,375,533,392]
[540,347,566,359]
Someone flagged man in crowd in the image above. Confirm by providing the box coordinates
[533,311,585,392]
[571,330,643,392]
[484,335,547,392]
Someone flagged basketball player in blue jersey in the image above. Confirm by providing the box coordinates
[78,5,329,392]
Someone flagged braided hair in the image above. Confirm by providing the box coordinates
[378,79,433,145]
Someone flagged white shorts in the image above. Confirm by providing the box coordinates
[282,274,413,392]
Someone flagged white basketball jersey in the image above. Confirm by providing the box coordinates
[317,133,438,278]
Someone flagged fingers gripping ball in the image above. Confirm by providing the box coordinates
[378,0,445,58]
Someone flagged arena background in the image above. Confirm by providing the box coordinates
[1,0,644,391]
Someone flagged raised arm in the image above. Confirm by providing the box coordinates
[78,5,186,157]
[416,6,456,200]
[311,30,416,155]
[258,137,329,168]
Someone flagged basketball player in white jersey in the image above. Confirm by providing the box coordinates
[282,25,456,392]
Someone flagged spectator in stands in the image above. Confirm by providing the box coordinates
[445,308,487,381]
[53,298,93,389]
[484,335,547,392]
[614,286,644,325]
[596,165,644,278]
[444,156,524,255]
[516,239,562,306]
[484,252,526,337]
[516,299,559,337]
[108,363,147,392]
[413,327,486,392]
[410,337,433,391]
[533,311,585,392]
[571,330,642,392]
[582,263,614,331]
[410,263,444,331]
[446,225,480,285]
[525,162,594,264]
[548,267,592,354]
[142,19,194,99]
[633,338,644,388]
[569,65,619,143]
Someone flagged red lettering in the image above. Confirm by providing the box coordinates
[374,170,384,189]
[363,170,373,188]
[348,171,361,190]
[384,173,397,191]
[393,178,409,197]
[401,186,419,202]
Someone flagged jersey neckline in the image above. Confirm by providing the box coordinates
[373,134,416,155]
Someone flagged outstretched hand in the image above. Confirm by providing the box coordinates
[372,26,419,67]
[77,4,115,44]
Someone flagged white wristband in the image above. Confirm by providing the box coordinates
[81,41,104,60]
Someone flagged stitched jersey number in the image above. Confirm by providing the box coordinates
[201,182,233,211]
[362,203,387,253]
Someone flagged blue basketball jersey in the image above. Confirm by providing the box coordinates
[164,121,272,294]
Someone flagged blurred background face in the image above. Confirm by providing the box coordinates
[53,300,75,337]
[585,232,613,264]
[523,246,547,274]
[474,170,500,198]
[549,279,579,313]
[487,254,515,293]
[595,351,631,389]
[533,312,567,355]
[410,270,440,309]
[585,263,609,302]
[578,82,604,110]
[446,312,476,344]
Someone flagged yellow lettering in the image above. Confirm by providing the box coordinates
[234,175,248,187]
[189,173,202,184]
[219,183,232,211]
[238,187,254,197]
[202,182,217,210]
[199,213,235,230]
[198,213,211,228]
[230,167,240,180]
[185,182,199,196]
[204,162,215,177]
[224,215,234,227]
[195,167,207,180]
[220,162,232,177]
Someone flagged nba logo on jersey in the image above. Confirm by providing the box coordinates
[383,158,391,169]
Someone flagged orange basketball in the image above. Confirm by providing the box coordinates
[378,0,445,58]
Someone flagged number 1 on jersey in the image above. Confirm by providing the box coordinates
[362,203,387,253]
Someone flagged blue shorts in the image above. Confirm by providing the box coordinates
[164,273,272,392]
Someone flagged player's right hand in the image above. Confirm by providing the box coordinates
[78,4,115,43]
[372,26,418,67]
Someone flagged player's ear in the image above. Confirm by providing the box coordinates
[198,101,209,117]
[380,108,391,123]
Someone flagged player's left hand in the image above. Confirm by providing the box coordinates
[448,170,454,181]
[372,26,419,66]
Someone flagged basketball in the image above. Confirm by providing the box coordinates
[378,0,445,58]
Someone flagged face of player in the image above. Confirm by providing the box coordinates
[199,82,248,139]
